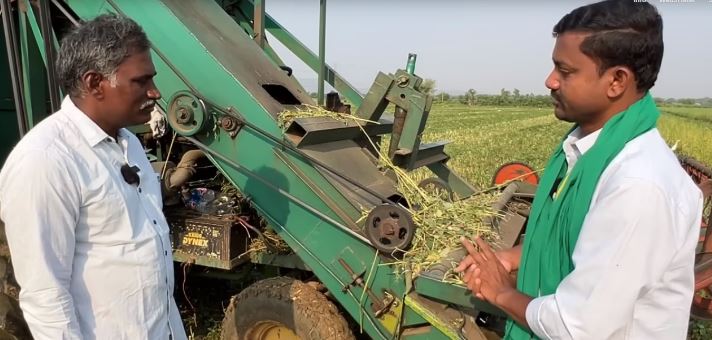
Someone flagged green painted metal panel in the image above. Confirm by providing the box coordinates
[414,276,503,317]
[226,2,312,102]
[21,0,46,64]
[0,21,20,166]
[236,0,364,107]
[427,161,477,199]
[19,10,49,128]
[317,0,326,105]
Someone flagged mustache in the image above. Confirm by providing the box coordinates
[550,91,561,102]
[139,100,155,110]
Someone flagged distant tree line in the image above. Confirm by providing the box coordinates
[310,78,711,108]
[451,88,553,108]
[425,87,553,108]
[416,80,554,108]
[436,91,711,108]
[419,79,711,108]
[654,97,712,108]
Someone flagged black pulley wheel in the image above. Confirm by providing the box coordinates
[365,204,417,256]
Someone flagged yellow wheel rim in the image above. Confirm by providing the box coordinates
[245,321,301,340]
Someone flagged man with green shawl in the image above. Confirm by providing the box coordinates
[455,1,703,339]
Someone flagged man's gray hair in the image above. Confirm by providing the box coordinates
[56,14,150,97]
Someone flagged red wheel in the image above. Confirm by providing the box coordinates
[491,162,539,186]
[693,253,712,320]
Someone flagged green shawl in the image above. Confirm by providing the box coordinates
[505,93,660,339]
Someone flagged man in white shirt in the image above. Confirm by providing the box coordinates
[456,1,702,339]
[0,14,187,339]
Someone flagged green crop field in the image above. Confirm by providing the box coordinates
[416,103,712,189]
[658,107,712,168]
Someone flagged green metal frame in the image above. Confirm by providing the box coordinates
[235,0,364,107]
[356,69,476,198]
[0,19,20,166]
[18,4,48,128]
[225,2,312,100]
[317,0,326,105]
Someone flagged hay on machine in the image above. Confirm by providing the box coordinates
[273,106,504,280]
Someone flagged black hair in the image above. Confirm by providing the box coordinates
[57,14,150,97]
[553,0,664,92]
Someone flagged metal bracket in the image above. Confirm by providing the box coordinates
[219,115,241,138]
[337,258,392,317]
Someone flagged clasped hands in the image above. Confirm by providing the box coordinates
[455,236,517,306]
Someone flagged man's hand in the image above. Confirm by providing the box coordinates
[456,237,533,328]
[455,243,519,276]
[458,237,517,304]
[454,241,522,299]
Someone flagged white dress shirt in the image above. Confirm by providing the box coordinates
[0,97,187,340]
[525,127,703,339]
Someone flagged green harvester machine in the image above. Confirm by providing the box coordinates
[0,1,539,339]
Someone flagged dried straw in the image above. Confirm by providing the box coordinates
[274,106,502,276]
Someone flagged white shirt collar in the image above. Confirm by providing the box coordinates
[61,96,130,147]
[573,127,601,155]
[563,126,602,170]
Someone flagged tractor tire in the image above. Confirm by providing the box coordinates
[221,276,355,340]
[0,222,31,340]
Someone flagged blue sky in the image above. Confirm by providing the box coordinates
[264,0,712,99]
